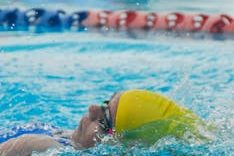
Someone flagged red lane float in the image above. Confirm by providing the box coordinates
[81,10,234,33]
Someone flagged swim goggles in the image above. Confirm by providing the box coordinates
[99,101,113,135]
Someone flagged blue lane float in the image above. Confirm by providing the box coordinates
[0,8,89,32]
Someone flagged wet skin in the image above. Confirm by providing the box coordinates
[71,92,122,149]
[0,92,122,155]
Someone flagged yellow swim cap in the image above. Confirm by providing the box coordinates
[115,90,192,133]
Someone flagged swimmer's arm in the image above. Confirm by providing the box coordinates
[0,134,61,156]
[53,129,74,139]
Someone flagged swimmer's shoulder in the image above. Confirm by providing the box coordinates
[0,134,61,156]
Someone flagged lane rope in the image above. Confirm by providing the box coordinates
[0,8,233,33]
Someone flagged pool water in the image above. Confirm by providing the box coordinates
[0,0,234,155]
[0,31,233,155]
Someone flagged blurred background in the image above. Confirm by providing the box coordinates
[1,0,234,14]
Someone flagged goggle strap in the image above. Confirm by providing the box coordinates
[100,105,113,133]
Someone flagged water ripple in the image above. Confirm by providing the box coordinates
[0,33,233,155]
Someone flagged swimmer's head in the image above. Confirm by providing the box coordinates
[71,90,184,149]
[115,90,185,133]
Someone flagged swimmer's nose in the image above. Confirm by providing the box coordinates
[88,105,102,121]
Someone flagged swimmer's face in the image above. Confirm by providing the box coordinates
[71,92,122,149]
[72,105,105,148]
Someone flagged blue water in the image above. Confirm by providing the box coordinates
[0,32,233,155]
[1,0,234,155]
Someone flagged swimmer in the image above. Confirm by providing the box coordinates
[0,90,210,155]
